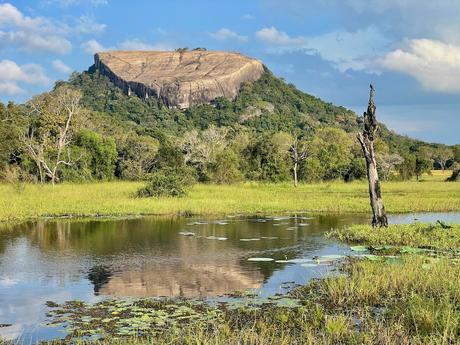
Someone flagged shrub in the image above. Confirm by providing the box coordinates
[137,169,193,198]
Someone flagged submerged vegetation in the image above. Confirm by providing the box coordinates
[0,178,459,222]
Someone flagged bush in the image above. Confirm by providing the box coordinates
[137,169,193,198]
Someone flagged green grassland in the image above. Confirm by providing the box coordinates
[0,174,459,222]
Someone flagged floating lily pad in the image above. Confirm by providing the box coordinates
[178,231,195,236]
[320,254,346,260]
[206,236,228,241]
[247,257,274,262]
[350,245,368,252]
[288,258,314,264]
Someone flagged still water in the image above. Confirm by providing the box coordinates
[0,212,459,341]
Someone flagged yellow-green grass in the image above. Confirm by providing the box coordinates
[328,223,460,250]
[0,179,459,222]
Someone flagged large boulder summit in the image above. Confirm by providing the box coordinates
[94,50,265,109]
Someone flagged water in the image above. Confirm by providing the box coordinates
[0,212,459,341]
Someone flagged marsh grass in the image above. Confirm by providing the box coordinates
[328,223,460,250]
[0,178,459,222]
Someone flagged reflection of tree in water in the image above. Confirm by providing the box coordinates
[87,265,113,295]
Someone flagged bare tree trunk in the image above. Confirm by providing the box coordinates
[293,162,298,188]
[289,136,307,188]
[358,85,388,228]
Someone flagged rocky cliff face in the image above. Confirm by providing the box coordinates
[94,50,265,109]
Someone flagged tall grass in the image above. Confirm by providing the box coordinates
[0,178,459,222]
[328,223,460,250]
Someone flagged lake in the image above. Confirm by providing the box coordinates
[1,212,459,341]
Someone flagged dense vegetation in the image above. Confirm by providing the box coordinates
[0,66,458,187]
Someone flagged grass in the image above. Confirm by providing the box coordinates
[0,175,459,222]
[328,222,460,251]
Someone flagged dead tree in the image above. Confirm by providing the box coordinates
[289,137,308,187]
[357,85,388,228]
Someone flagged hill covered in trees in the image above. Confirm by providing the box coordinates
[0,61,458,186]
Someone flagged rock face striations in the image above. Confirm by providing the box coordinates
[94,50,265,109]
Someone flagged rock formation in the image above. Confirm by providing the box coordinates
[94,50,265,109]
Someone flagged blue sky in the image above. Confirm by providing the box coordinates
[1,0,459,144]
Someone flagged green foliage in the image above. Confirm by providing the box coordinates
[2,66,456,185]
[137,168,192,198]
[302,128,353,181]
[209,149,242,184]
[75,130,118,180]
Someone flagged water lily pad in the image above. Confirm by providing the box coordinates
[247,257,274,262]
[206,236,227,241]
[178,231,195,236]
[288,258,314,264]
[321,254,346,260]
[350,245,368,252]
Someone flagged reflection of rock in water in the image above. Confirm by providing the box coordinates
[98,262,263,298]
[87,265,113,295]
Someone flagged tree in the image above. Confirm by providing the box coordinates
[76,130,118,180]
[415,155,432,181]
[447,163,459,182]
[289,136,308,187]
[303,128,352,181]
[432,147,453,172]
[116,133,159,180]
[376,153,404,181]
[23,86,83,185]
[357,85,388,228]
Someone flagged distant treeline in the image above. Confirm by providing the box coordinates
[0,68,458,185]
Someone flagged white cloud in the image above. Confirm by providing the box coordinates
[0,81,24,95]
[380,39,460,93]
[82,38,174,54]
[0,30,72,54]
[76,15,106,34]
[118,39,173,51]
[0,60,50,95]
[210,28,248,42]
[81,39,108,54]
[255,27,304,45]
[52,59,72,74]
[255,26,388,72]
[0,3,72,54]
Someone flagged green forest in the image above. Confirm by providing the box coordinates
[1,66,459,188]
